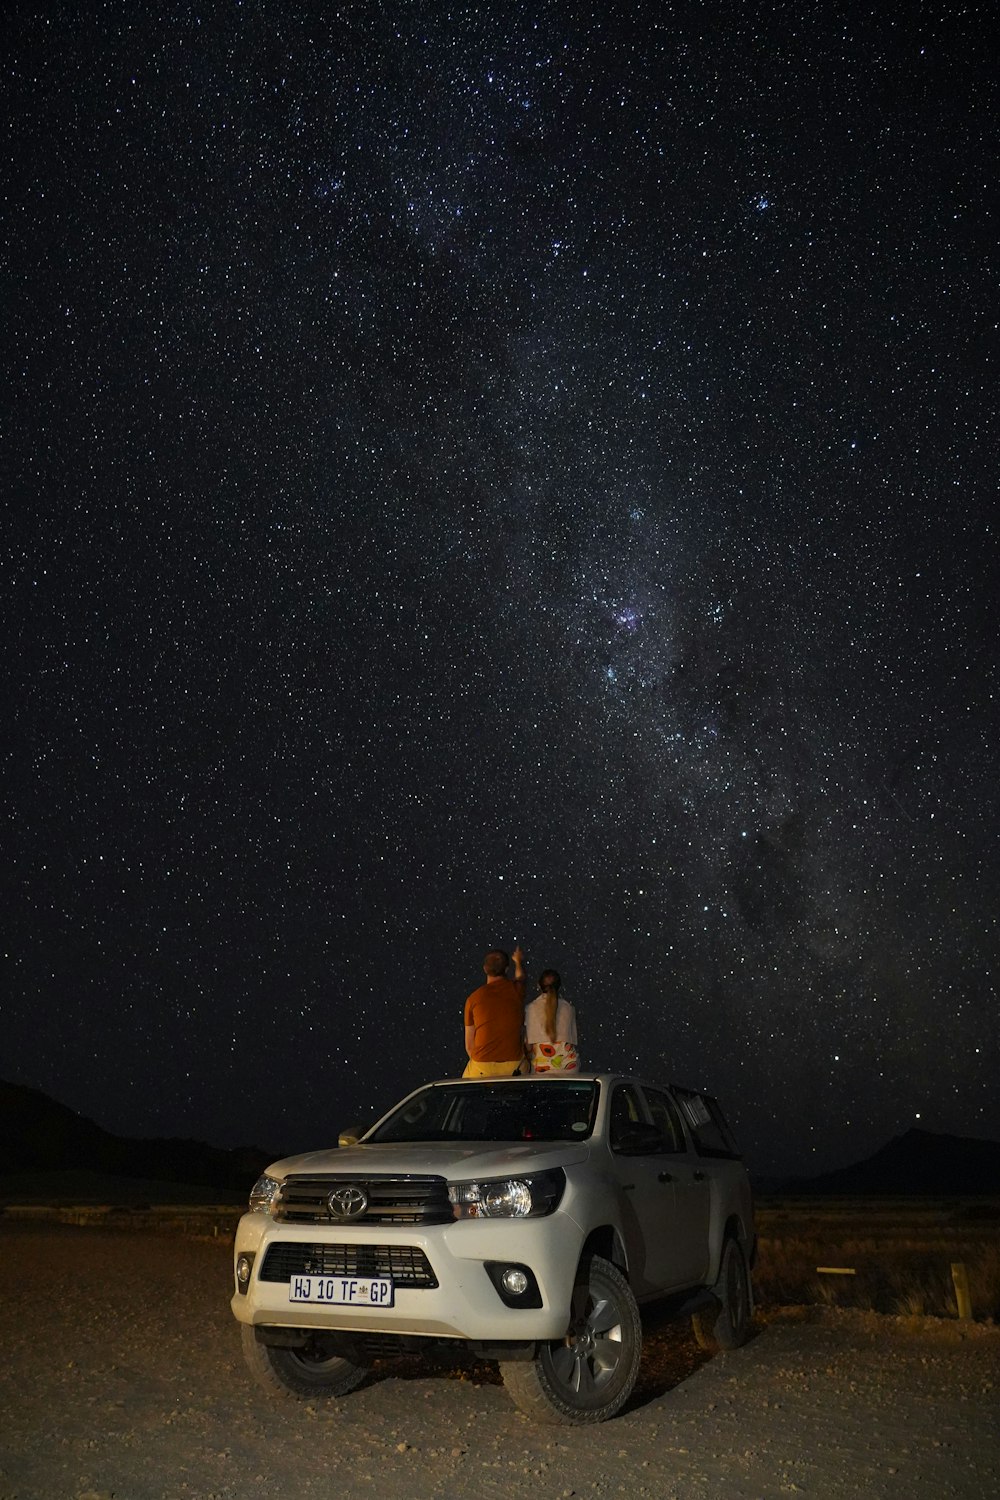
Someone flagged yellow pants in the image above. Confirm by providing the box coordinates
[463,1058,528,1078]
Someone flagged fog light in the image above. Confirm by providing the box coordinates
[236,1253,254,1292]
[485,1260,542,1307]
[501,1267,530,1297]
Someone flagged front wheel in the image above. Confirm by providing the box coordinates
[500,1254,641,1424]
[691,1236,752,1352]
[240,1325,368,1401]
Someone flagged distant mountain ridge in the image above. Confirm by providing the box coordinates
[3,1081,998,1200]
[0,1079,274,1194]
[772,1127,1000,1196]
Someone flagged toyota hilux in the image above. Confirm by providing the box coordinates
[231,1073,755,1424]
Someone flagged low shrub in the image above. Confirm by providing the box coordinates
[754,1205,1000,1320]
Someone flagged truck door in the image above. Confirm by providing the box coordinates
[642,1086,712,1285]
[608,1084,693,1294]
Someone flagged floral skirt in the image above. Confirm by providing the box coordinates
[528,1041,580,1073]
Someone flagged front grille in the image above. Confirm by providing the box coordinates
[276,1174,451,1225]
[260,1242,438,1288]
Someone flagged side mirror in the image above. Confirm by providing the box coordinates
[338,1125,364,1147]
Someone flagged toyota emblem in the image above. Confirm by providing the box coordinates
[327,1184,369,1220]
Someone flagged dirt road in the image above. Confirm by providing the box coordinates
[1,1222,997,1500]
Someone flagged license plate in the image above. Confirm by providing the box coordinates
[287,1274,394,1307]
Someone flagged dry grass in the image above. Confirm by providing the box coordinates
[754,1198,1000,1321]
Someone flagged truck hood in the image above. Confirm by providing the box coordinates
[266,1140,590,1180]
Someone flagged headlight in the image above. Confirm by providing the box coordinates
[248,1174,282,1214]
[448,1168,565,1220]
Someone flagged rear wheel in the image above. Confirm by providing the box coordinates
[691,1236,752,1352]
[240,1326,368,1400]
[500,1254,641,1424]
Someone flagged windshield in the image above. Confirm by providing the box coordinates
[367,1080,600,1144]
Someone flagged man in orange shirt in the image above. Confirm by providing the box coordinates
[463,945,528,1077]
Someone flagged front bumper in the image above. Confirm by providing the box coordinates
[231,1209,585,1342]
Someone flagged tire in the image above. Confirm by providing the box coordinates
[691,1236,752,1352]
[240,1325,368,1401]
[500,1254,641,1425]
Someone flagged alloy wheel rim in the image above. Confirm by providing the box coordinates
[727,1247,747,1332]
[550,1288,624,1397]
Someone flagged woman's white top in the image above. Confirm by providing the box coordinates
[524,994,578,1045]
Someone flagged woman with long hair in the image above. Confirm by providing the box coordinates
[523,968,580,1073]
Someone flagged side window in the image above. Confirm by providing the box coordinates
[642,1088,686,1153]
[608,1085,643,1153]
[673,1088,740,1158]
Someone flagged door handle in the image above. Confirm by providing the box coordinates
[693,1171,707,1182]
[657,1171,674,1183]
[622,1183,636,1191]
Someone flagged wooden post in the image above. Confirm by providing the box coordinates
[951,1262,972,1320]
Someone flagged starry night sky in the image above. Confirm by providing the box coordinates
[5,2,998,1177]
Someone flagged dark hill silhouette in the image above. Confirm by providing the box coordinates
[779,1127,1000,1196]
[0,1080,274,1195]
[5,1081,998,1201]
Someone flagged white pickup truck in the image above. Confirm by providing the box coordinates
[231,1073,755,1423]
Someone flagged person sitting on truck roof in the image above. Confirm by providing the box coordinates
[524,968,580,1073]
[463,945,528,1077]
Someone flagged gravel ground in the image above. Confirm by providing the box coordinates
[1,1222,998,1500]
